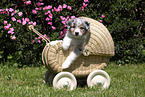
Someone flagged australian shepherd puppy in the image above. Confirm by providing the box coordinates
[62,18,90,69]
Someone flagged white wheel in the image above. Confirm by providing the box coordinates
[87,70,110,89]
[43,70,55,85]
[53,72,77,91]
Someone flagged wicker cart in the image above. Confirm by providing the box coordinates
[29,17,115,91]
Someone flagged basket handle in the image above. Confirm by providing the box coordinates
[28,25,50,43]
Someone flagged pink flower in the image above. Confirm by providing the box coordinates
[43,5,52,10]
[37,2,44,6]
[48,22,52,25]
[4,21,7,25]
[46,17,49,21]
[35,37,38,40]
[11,35,16,40]
[49,13,53,18]
[101,14,105,18]
[39,0,43,1]
[55,8,60,12]
[60,26,67,38]
[4,26,9,30]
[5,8,9,11]
[22,18,25,21]
[67,6,72,10]
[7,24,11,27]
[38,37,41,39]
[58,5,62,11]
[47,11,51,13]
[52,8,55,12]
[22,21,27,25]
[0,9,4,11]
[9,8,14,12]
[10,28,14,32]
[44,10,51,15]
[43,6,48,10]
[52,8,54,11]
[68,18,71,21]
[11,31,14,35]
[8,31,14,35]
[44,12,48,15]
[43,34,46,37]
[71,16,76,19]
[53,7,56,10]
[33,22,36,26]
[83,3,87,7]
[35,7,41,10]
[99,20,103,23]
[38,40,41,43]
[25,18,29,22]
[8,31,11,34]
[52,26,56,30]
[47,37,50,40]
[39,7,42,10]
[53,7,60,12]
[60,31,63,36]
[84,0,89,2]
[14,10,17,13]
[17,19,21,23]
[67,15,69,19]
[82,6,84,11]
[60,16,65,20]
[5,11,9,15]
[32,10,37,14]
[63,4,67,8]
[18,12,23,16]
[61,21,66,24]
[24,1,31,5]
[11,12,14,16]
[11,17,16,21]
[28,21,33,24]
[48,5,52,9]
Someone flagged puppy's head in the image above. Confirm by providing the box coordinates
[66,18,90,38]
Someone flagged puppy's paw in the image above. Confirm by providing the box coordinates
[62,61,71,69]
[62,43,69,50]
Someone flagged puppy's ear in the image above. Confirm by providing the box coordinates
[66,19,75,26]
[65,20,71,30]
[66,20,71,26]
[85,21,90,30]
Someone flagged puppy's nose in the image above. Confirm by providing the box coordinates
[75,32,79,36]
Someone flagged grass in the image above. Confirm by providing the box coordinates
[0,63,145,97]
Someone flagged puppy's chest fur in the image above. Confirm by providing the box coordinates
[71,37,85,47]
[69,32,89,50]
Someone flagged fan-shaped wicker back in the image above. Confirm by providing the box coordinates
[42,17,114,77]
[81,17,114,56]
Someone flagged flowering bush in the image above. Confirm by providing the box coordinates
[0,0,144,66]
[0,0,92,66]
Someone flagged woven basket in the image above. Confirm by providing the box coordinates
[42,17,114,77]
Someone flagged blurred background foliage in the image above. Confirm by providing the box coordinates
[0,0,144,67]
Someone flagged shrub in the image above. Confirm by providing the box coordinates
[0,0,144,66]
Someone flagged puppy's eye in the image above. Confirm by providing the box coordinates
[80,27,85,29]
[71,26,75,28]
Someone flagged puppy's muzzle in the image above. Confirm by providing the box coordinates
[75,32,79,36]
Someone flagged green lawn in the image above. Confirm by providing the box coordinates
[0,63,144,97]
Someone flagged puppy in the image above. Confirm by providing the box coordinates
[62,18,90,69]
